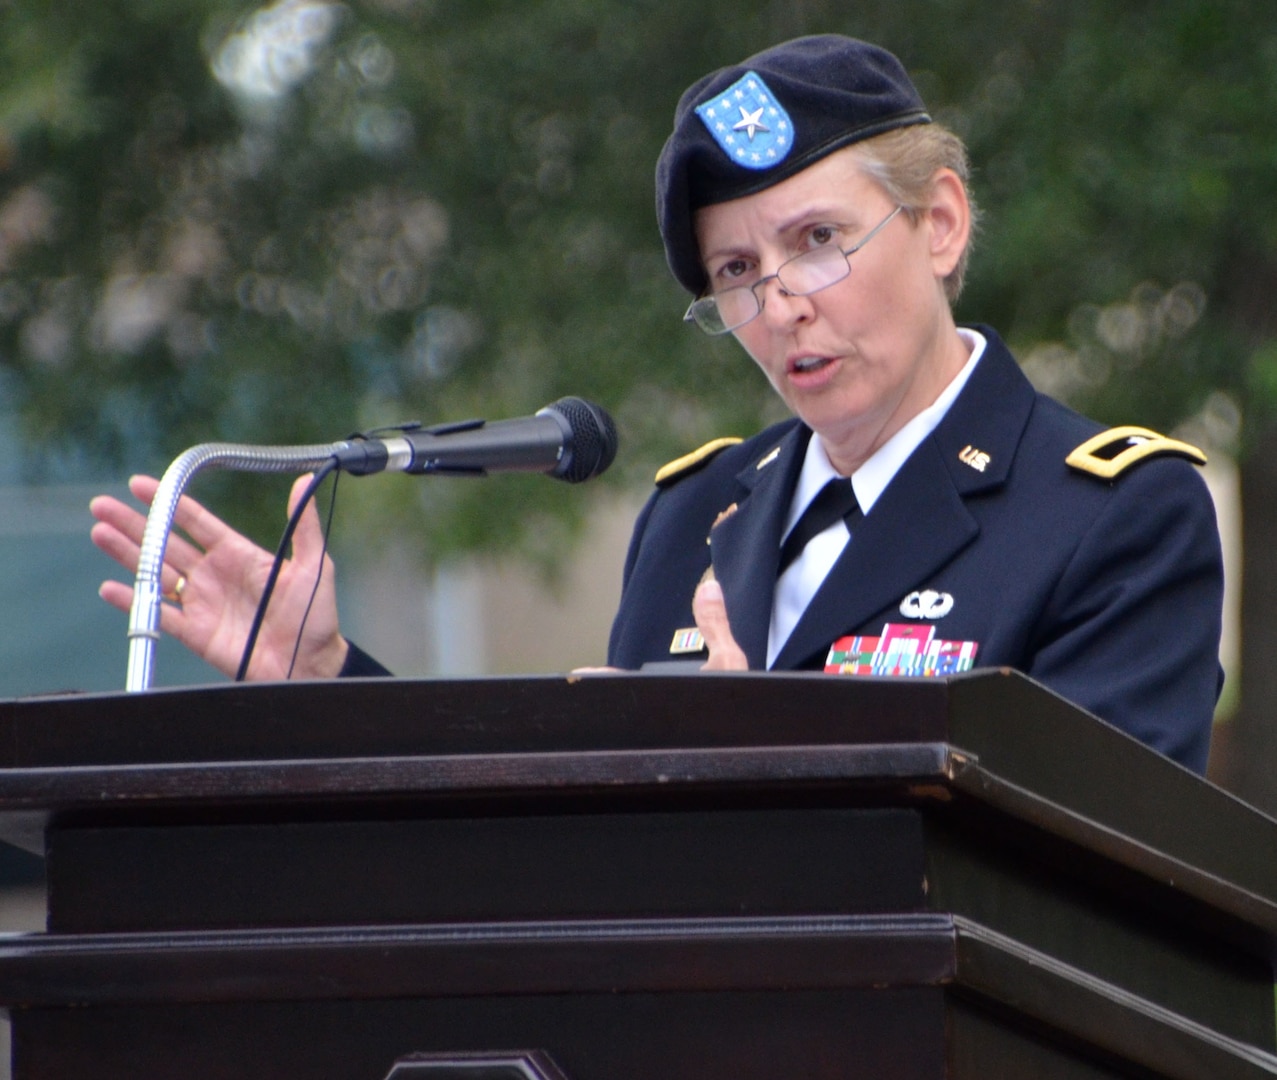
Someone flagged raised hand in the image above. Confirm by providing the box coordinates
[90,474,349,681]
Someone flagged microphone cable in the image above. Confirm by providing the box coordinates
[287,467,341,680]
[234,457,341,682]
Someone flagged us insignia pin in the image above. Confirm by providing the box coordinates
[756,446,781,470]
[695,72,794,171]
[958,445,991,472]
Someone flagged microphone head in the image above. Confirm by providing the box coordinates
[540,397,619,483]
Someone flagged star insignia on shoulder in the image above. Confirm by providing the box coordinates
[654,437,742,487]
[1066,426,1207,480]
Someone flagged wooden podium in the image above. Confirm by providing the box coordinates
[0,670,1274,1079]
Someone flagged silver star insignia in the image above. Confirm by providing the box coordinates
[732,105,769,141]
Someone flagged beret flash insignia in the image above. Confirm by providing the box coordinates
[695,71,794,171]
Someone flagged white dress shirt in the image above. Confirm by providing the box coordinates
[767,328,988,666]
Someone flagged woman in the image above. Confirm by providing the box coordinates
[605,35,1223,772]
[90,35,1223,772]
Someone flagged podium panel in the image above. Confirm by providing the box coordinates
[0,671,1274,1078]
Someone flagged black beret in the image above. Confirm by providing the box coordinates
[656,35,931,295]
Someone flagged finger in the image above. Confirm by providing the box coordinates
[92,498,200,597]
[90,494,149,548]
[103,479,202,571]
[98,579,189,623]
[98,579,134,615]
[98,580,185,617]
[90,517,143,574]
[170,490,237,555]
[124,474,161,505]
[92,531,189,608]
[286,473,315,518]
[129,474,236,557]
[286,474,328,567]
[693,578,749,671]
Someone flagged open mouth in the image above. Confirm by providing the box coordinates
[790,355,834,375]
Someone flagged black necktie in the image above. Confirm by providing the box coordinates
[777,477,860,576]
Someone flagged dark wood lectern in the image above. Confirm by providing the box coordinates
[0,670,1273,1079]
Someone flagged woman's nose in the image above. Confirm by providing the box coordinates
[758,273,812,331]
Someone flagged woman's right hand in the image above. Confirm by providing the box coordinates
[89,474,349,681]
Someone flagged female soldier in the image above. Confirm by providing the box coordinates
[605,35,1223,771]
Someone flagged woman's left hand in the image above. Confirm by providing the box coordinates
[692,578,749,670]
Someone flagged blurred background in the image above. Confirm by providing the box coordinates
[0,0,1274,818]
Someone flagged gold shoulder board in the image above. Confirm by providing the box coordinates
[655,437,743,487]
[1065,426,1207,480]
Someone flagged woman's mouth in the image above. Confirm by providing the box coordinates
[789,354,835,375]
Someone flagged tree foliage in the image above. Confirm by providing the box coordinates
[2,0,1276,564]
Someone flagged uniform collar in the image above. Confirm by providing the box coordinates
[849,327,985,512]
[771,328,1035,668]
[787,327,987,527]
[711,327,1033,670]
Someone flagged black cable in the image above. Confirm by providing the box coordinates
[235,458,340,682]
[287,468,340,679]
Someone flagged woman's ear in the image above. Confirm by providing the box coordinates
[926,168,970,279]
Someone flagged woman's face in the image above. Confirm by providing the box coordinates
[693,146,969,473]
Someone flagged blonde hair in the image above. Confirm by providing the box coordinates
[850,124,979,303]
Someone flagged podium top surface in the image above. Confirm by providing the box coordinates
[0,666,1213,765]
[0,669,1274,936]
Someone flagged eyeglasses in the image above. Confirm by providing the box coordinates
[684,205,904,336]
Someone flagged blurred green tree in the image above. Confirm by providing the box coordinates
[2,0,1275,804]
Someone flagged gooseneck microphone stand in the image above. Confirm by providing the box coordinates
[123,397,617,691]
[125,441,347,692]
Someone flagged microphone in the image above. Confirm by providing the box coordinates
[333,396,619,483]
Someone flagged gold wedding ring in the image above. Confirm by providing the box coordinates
[164,573,189,605]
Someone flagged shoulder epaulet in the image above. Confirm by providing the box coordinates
[1065,425,1207,480]
[654,437,743,487]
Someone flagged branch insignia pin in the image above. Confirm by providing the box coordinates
[706,502,738,544]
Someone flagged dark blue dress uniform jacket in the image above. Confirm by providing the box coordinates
[607,327,1224,773]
